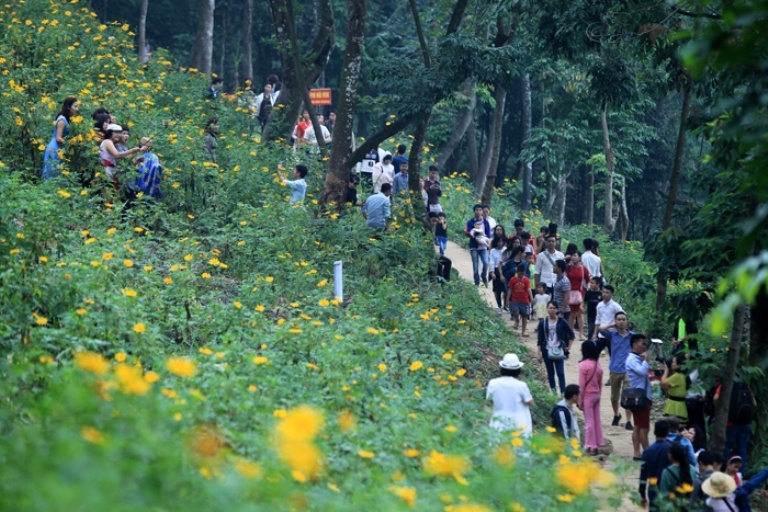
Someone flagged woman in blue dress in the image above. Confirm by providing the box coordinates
[42,97,79,179]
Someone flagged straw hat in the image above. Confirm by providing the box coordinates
[701,471,737,498]
[499,353,524,370]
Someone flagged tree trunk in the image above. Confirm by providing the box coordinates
[264,0,334,142]
[655,78,692,309]
[467,120,479,180]
[436,78,476,169]
[138,0,149,64]
[601,102,615,235]
[710,303,747,456]
[556,172,568,226]
[521,73,533,211]
[322,0,366,206]
[480,86,507,205]
[618,176,629,241]
[240,0,253,82]
[408,113,431,216]
[194,0,215,75]
[218,15,226,78]
[587,164,594,226]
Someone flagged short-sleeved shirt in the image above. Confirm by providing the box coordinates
[552,274,571,312]
[595,299,623,329]
[581,250,602,279]
[535,249,565,287]
[486,376,533,435]
[605,330,633,374]
[663,372,688,419]
[508,276,531,303]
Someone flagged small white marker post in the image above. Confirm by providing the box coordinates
[334,261,343,321]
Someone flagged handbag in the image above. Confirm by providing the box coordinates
[568,290,583,307]
[547,346,566,360]
[620,388,649,412]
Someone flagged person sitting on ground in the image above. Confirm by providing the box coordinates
[344,174,362,206]
[551,384,581,442]
[507,264,533,336]
[280,164,308,203]
[659,442,697,510]
[372,154,394,194]
[206,77,223,100]
[537,301,575,395]
[579,340,604,456]
[203,116,219,164]
[133,137,163,199]
[361,183,392,231]
[702,468,768,512]
[99,124,146,190]
[486,353,534,437]
[639,419,672,511]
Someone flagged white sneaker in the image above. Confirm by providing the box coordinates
[496,307,502,314]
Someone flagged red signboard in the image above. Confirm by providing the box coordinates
[309,88,332,106]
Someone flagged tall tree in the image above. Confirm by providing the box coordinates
[240,0,253,82]
[435,78,477,170]
[520,72,533,211]
[193,0,215,75]
[137,0,149,63]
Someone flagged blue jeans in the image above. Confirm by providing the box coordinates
[436,236,447,255]
[724,423,750,471]
[470,249,488,285]
[542,352,566,394]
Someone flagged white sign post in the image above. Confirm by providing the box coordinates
[333,260,343,303]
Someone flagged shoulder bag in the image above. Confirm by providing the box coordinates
[620,387,648,412]
[545,319,567,360]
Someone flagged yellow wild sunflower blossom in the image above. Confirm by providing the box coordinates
[389,486,417,508]
[556,459,616,495]
[114,363,152,395]
[166,357,197,378]
[273,405,325,481]
[74,351,109,375]
[422,450,471,484]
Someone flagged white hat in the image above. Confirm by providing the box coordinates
[499,353,524,370]
[702,471,736,498]
[106,123,123,132]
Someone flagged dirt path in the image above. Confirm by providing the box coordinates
[444,240,643,511]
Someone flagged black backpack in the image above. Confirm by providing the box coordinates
[728,382,755,424]
[551,404,573,435]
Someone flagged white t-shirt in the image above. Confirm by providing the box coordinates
[485,216,497,231]
[533,293,550,319]
[303,125,331,146]
[581,250,602,279]
[595,299,623,331]
[486,377,533,435]
[534,249,565,287]
[489,248,504,270]
[705,495,737,512]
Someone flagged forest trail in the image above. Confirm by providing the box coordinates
[443,240,643,511]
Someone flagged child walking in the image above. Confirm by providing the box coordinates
[532,282,551,325]
[507,265,533,336]
[489,236,507,313]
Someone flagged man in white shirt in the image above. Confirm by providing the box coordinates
[534,235,564,292]
[592,284,623,340]
[303,114,332,150]
[581,238,603,284]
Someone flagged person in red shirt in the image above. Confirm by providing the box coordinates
[507,264,534,337]
[293,109,311,143]
[565,252,590,340]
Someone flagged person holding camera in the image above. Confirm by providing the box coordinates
[661,354,688,421]
[424,165,442,214]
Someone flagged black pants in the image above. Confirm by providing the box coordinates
[437,256,451,281]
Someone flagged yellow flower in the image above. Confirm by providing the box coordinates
[276,406,325,443]
[443,353,453,360]
[166,357,196,377]
[233,458,263,479]
[676,483,694,494]
[102,253,114,261]
[133,323,146,333]
[337,410,356,432]
[253,356,269,365]
[122,288,137,297]
[115,364,152,395]
[74,352,109,374]
[144,371,160,383]
[275,437,323,479]
[445,425,458,432]
[378,363,387,372]
[367,327,380,335]
[184,254,194,261]
[318,299,330,307]
[557,494,575,503]
[409,361,423,371]
[648,477,659,486]
[451,504,491,512]
[81,426,105,445]
[114,352,127,362]
[233,301,243,309]
[163,277,173,285]
[35,316,48,326]
[511,438,524,447]
[123,259,134,267]
[317,279,328,287]
[494,446,516,468]
[358,449,375,459]
[422,450,471,482]
[389,486,417,508]
[404,448,420,458]
[265,276,274,283]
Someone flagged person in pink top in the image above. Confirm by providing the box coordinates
[579,340,604,456]
[566,252,590,340]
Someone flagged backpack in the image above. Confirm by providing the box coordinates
[728,382,754,424]
[551,404,572,436]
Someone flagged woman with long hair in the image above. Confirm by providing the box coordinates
[661,354,689,421]
[659,442,696,506]
[537,301,575,395]
[42,97,79,179]
[566,252,590,340]
[488,233,508,312]
[99,124,145,191]
[579,340,604,456]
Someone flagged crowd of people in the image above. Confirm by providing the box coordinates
[481,226,761,510]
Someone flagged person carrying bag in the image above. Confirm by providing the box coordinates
[537,301,575,395]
